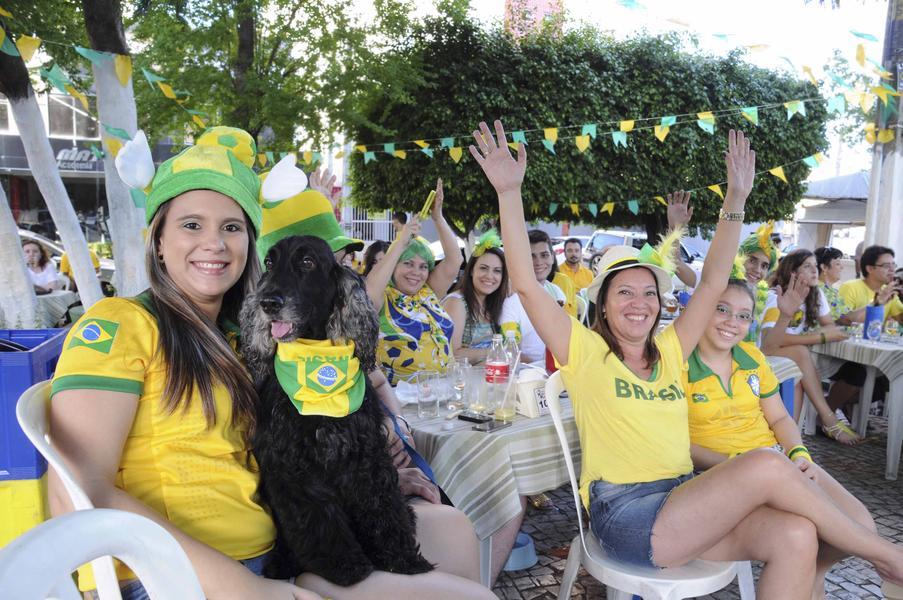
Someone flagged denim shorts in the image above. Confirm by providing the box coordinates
[588,473,694,568]
[94,551,271,600]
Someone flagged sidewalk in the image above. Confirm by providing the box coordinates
[493,417,903,599]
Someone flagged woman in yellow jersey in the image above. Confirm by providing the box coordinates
[469,120,903,597]
[687,279,880,597]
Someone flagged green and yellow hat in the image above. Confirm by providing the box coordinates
[114,126,262,232]
[256,157,363,262]
[739,221,779,274]
[399,236,435,271]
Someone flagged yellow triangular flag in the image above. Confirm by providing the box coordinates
[844,89,861,105]
[696,111,715,124]
[507,142,519,151]
[620,120,635,132]
[0,6,11,17]
[64,85,89,111]
[413,140,429,149]
[801,65,818,87]
[334,150,345,159]
[355,145,367,153]
[16,35,41,63]
[654,125,670,142]
[745,44,769,51]
[654,196,668,207]
[104,137,123,159]
[873,67,893,80]
[814,152,826,164]
[575,135,590,152]
[191,115,206,129]
[859,92,876,113]
[449,147,463,163]
[877,129,894,143]
[394,150,407,159]
[157,82,177,99]
[865,128,877,145]
[871,86,900,105]
[302,151,313,164]
[708,184,724,199]
[769,166,788,183]
[113,54,132,86]
[855,43,865,67]
[257,153,267,167]
[543,128,558,143]
[602,202,615,216]
[569,203,580,216]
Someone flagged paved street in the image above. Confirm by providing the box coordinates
[493,417,903,599]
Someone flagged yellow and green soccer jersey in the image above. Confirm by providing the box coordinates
[684,342,780,456]
[760,288,830,335]
[552,272,578,318]
[839,278,903,320]
[558,317,693,508]
[52,296,275,590]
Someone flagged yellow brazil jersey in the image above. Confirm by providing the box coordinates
[59,250,100,277]
[558,317,693,508]
[839,278,903,321]
[559,263,594,290]
[552,272,578,318]
[52,296,275,590]
[684,342,780,457]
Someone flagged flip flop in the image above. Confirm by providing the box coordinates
[528,493,555,511]
[821,421,861,446]
[882,580,903,600]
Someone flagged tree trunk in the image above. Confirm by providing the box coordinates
[0,44,104,308]
[0,184,39,329]
[230,0,256,133]
[82,0,148,296]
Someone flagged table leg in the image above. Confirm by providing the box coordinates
[480,536,492,587]
[853,365,877,438]
[885,381,902,481]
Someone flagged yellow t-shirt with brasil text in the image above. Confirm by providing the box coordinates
[52,296,275,591]
[838,278,903,321]
[684,342,780,457]
[558,317,693,509]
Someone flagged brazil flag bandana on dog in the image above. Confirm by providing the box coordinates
[274,339,365,417]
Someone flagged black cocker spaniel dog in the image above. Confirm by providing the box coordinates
[241,235,433,585]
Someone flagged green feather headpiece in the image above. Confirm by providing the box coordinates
[739,222,778,274]
[730,252,748,280]
[636,225,686,276]
[472,229,502,258]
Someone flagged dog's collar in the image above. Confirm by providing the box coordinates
[274,338,364,417]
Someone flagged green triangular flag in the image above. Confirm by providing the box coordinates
[627,199,639,215]
[549,203,558,215]
[581,124,597,139]
[102,124,132,141]
[803,156,819,168]
[89,144,105,160]
[611,131,628,148]
[541,139,556,154]
[660,115,677,128]
[129,188,146,209]
[0,34,20,57]
[512,131,528,145]
[421,148,434,158]
[74,46,112,65]
[440,137,454,149]
[40,64,71,94]
[383,143,395,154]
[265,151,274,164]
[587,203,598,217]
[364,151,377,164]
[740,107,759,126]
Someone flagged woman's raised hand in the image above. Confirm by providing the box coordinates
[400,217,421,243]
[775,272,809,318]
[666,190,694,230]
[469,120,526,197]
[430,178,444,222]
[725,129,756,205]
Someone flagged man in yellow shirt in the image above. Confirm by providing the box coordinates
[838,245,903,322]
[559,237,594,290]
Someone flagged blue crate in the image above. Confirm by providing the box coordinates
[0,329,67,481]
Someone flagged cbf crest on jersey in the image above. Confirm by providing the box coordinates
[747,373,761,397]
[68,318,119,354]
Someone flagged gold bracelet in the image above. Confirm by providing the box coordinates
[819,331,826,344]
[718,209,745,222]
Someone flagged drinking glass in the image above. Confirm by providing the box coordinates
[466,365,487,413]
[414,372,439,419]
[885,319,900,342]
[449,360,469,411]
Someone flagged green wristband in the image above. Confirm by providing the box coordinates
[787,445,810,460]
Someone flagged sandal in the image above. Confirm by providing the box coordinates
[528,493,555,511]
[821,421,862,446]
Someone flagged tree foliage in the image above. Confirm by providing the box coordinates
[349,18,830,239]
[127,0,420,149]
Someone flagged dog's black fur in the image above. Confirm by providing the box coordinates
[240,235,433,586]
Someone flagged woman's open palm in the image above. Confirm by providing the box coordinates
[469,120,526,196]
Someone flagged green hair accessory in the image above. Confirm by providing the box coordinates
[399,236,435,270]
[636,225,685,275]
[472,229,501,258]
[739,221,778,273]
[731,252,748,280]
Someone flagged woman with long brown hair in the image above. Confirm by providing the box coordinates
[759,249,857,444]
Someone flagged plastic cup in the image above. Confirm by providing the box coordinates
[415,372,439,419]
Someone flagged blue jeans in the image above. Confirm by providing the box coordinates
[95,551,271,600]
[588,473,693,568]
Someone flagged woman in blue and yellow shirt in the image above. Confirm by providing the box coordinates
[686,279,878,598]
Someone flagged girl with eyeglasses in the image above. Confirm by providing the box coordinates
[685,279,878,598]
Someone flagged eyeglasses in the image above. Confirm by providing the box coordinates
[715,304,753,323]
[877,262,897,270]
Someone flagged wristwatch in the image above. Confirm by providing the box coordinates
[719,209,745,222]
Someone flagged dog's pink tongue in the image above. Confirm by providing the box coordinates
[271,321,293,339]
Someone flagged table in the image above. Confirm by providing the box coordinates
[0,290,77,329]
[811,338,903,480]
[409,400,580,584]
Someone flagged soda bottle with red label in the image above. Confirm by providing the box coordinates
[485,334,509,412]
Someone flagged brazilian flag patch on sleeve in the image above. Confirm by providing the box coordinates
[68,318,119,354]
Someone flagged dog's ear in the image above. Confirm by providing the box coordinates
[326,265,380,373]
[240,286,277,385]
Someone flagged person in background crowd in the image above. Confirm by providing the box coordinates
[771,232,783,251]
[559,237,594,290]
[443,230,507,364]
[839,245,903,325]
[854,241,865,279]
[22,240,63,294]
[686,279,878,599]
[392,211,408,240]
[366,180,463,385]
[738,223,780,343]
[760,249,857,444]
[363,240,391,276]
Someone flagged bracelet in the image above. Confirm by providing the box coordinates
[719,209,745,222]
[786,445,810,460]
[395,414,411,433]
[819,331,826,344]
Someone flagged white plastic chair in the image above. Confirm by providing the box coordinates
[16,381,123,600]
[544,372,756,600]
[0,508,204,600]
[575,294,589,325]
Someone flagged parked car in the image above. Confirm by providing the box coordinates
[582,229,705,289]
[18,229,116,293]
